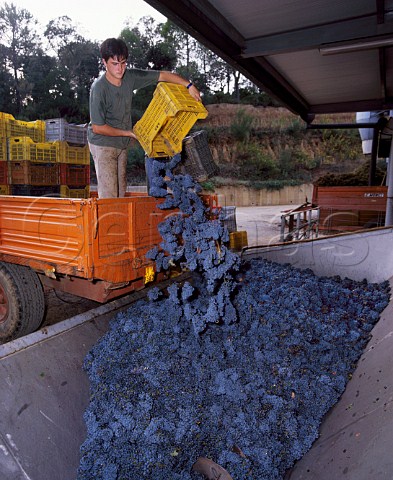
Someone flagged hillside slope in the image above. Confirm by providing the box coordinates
[198,104,368,187]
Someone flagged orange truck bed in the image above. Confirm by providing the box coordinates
[0,195,173,301]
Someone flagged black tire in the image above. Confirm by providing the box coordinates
[0,262,45,344]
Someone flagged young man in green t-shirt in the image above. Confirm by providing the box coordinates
[88,37,201,198]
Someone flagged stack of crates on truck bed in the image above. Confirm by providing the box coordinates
[0,112,52,196]
[0,112,89,198]
[46,118,90,198]
[219,205,248,251]
[0,114,9,194]
[8,136,60,196]
[221,206,237,233]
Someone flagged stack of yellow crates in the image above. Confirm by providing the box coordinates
[0,113,49,195]
[8,136,59,195]
[0,113,90,197]
[0,114,9,194]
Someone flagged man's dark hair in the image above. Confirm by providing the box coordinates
[100,38,129,62]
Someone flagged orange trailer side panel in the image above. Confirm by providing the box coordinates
[91,197,174,283]
[0,196,86,275]
[0,196,172,284]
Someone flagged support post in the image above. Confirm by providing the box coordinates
[369,127,379,185]
[385,138,393,226]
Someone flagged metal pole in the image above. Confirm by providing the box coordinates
[280,215,285,242]
[369,127,379,186]
[307,209,312,238]
[296,213,301,239]
[385,139,393,226]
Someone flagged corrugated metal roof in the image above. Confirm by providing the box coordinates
[144,0,393,121]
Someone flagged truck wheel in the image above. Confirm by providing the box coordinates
[0,262,45,344]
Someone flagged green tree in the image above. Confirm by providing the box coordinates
[120,25,151,68]
[57,40,100,120]
[146,41,177,70]
[0,2,41,115]
[236,142,278,179]
[44,16,80,55]
[230,109,254,142]
[44,17,99,121]
[160,20,193,74]
[0,43,14,113]
[20,51,54,118]
[121,17,178,71]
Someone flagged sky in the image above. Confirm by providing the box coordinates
[1,0,167,42]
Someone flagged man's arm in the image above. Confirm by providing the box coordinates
[91,71,201,138]
[91,124,137,138]
[158,71,202,102]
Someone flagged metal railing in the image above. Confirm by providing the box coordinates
[280,203,320,242]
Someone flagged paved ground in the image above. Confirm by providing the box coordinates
[236,204,293,246]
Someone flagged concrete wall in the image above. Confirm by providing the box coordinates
[213,183,313,207]
[91,184,312,207]
[244,227,393,283]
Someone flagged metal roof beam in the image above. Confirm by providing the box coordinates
[377,0,385,23]
[144,0,312,120]
[309,97,393,114]
[379,47,387,99]
[144,0,245,56]
[234,56,311,120]
[242,15,393,57]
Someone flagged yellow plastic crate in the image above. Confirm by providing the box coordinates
[160,111,206,156]
[134,83,208,157]
[0,185,9,195]
[0,112,13,138]
[57,142,90,165]
[60,185,90,198]
[148,134,172,158]
[229,230,248,251]
[6,117,45,142]
[8,137,58,163]
[0,137,6,161]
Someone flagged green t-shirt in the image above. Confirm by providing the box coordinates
[88,68,160,149]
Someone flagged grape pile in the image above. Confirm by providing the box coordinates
[78,155,390,479]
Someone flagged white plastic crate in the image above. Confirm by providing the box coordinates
[45,118,87,145]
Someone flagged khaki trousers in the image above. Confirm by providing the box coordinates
[89,143,127,198]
